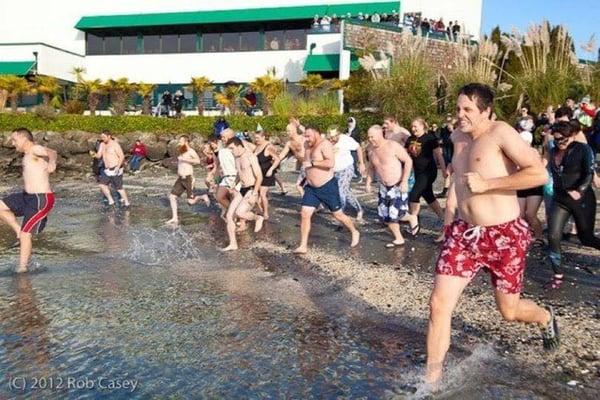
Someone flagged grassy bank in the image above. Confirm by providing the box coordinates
[0,113,382,137]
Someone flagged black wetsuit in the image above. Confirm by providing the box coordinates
[406,132,439,204]
[548,141,600,276]
[257,146,275,187]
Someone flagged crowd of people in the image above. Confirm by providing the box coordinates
[403,12,463,40]
[4,83,600,387]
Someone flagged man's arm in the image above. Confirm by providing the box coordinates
[307,142,334,170]
[33,145,57,173]
[265,144,281,177]
[116,145,126,167]
[467,123,548,193]
[395,143,413,192]
[93,143,104,159]
[182,149,202,165]
[272,142,291,170]
[433,147,448,177]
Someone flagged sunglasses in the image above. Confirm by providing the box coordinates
[554,136,569,143]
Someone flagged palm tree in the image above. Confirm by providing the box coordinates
[327,78,349,92]
[136,83,157,115]
[34,75,60,106]
[187,76,214,115]
[105,78,135,115]
[70,66,86,101]
[0,75,31,113]
[214,85,243,115]
[79,79,105,115]
[250,71,284,115]
[298,74,326,98]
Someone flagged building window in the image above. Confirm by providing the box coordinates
[179,34,197,53]
[144,35,160,54]
[122,35,138,55]
[265,30,284,51]
[162,34,179,53]
[240,31,260,51]
[104,36,121,55]
[203,33,220,53]
[221,32,239,52]
[284,29,306,50]
[86,33,104,55]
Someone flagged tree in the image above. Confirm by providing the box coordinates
[70,66,87,101]
[136,83,157,115]
[34,75,60,106]
[250,71,284,115]
[188,76,214,115]
[0,75,31,113]
[79,79,105,115]
[105,78,135,115]
[327,79,349,92]
[214,85,243,115]
[298,74,326,98]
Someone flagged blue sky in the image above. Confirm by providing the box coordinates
[482,0,600,60]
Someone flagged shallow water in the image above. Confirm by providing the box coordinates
[0,187,593,399]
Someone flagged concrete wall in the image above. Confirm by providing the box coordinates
[344,22,462,73]
[0,44,84,82]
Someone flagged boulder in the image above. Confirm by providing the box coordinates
[145,142,168,161]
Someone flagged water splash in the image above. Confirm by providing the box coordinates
[120,226,204,266]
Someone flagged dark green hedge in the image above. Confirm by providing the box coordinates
[0,113,382,137]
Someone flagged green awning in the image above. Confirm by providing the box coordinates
[75,1,400,30]
[304,54,340,72]
[303,54,360,72]
[0,61,36,76]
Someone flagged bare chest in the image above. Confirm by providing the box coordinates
[452,139,510,178]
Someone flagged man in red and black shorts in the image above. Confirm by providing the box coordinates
[0,128,56,273]
[426,84,560,385]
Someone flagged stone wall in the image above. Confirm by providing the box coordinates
[344,22,463,74]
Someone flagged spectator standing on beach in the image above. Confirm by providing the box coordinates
[162,91,173,117]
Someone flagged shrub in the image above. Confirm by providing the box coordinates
[62,100,85,115]
[0,113,382,138]
[32,105,58,120]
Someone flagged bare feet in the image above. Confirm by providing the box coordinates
[166,218,178,226]
[425,363,443,389]
[254,216,264,233]
[201,194,210,207]
[351,230,360,247]
[356,211,364,223]
[221,244,238,252]
[293,246,308,254]
[15,264,28,273]
[236,223,248,233]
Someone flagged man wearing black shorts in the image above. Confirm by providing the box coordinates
[0,128,57,272]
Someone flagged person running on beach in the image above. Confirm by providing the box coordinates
[365,125,419,246]
[214,129,238,217]
[0,128,56,273]
[327,127,365,221]
[221,137,265,251]
[382,115,411,146]
[92,131,131,208]
[166,136,210,225]
[254,131,280,220]
[270,118,307,196]
[294,126,360,254]
[426,83,560,385]
[406,117,447,228]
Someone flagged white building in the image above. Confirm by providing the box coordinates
[0,0,482,110]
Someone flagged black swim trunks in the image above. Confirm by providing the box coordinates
[239,186,253,197]
[98,168,124,190]
[2,192,55,234]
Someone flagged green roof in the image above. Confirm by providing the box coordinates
[304,54,340,72]
[0,61,36,75]
[75,2,400,30]
[304,54,361,72]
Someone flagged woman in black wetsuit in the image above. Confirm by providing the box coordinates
[406,118,447,232]
[254,131,280,220]
[547,121,600,289]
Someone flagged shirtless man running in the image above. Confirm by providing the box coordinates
[426,83,559,385]
[93,131,131,207]
[382,115,412,146]
[166,135,210,225]
[294,126,360,254]
[365,125,419,246]
[0,128,56,272]
[270,118,307,195]
[222,137,265,251]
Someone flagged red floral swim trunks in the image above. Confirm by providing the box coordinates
[436,218,532,294]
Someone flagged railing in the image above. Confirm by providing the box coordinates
[345,19,475,44]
